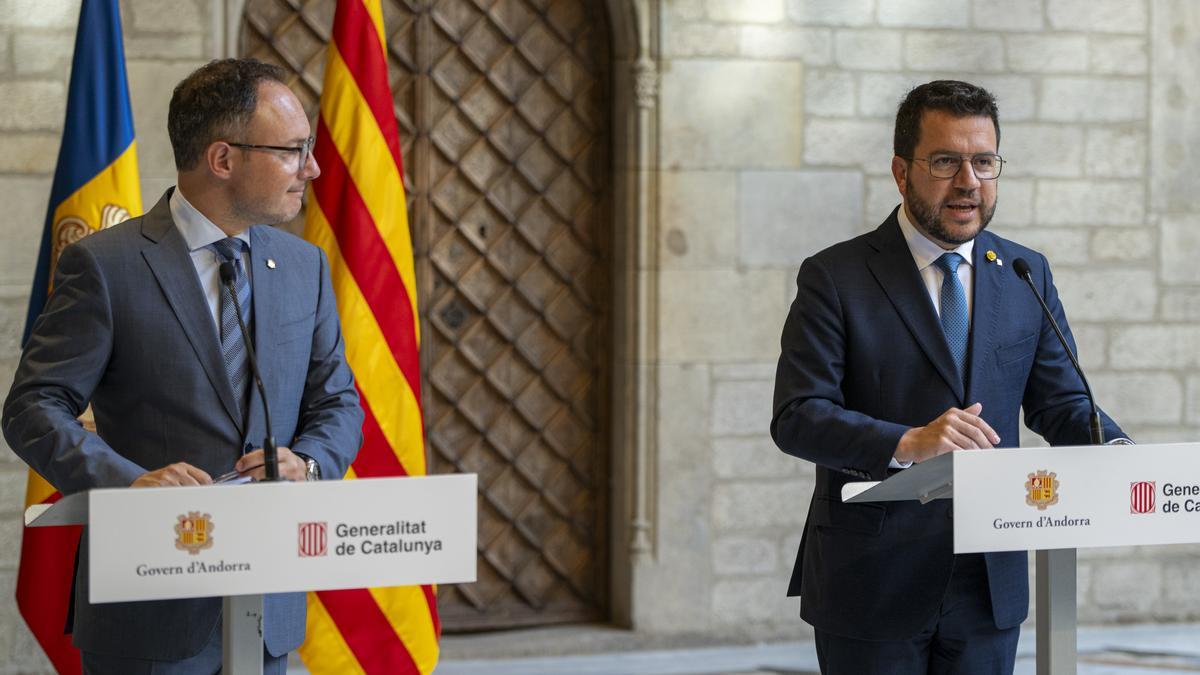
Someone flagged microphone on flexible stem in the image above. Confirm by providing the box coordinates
[1011,257,1104,445]
[219,261,279,481]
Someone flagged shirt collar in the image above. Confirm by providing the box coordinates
[169,188,252,253]
[896,202,974,271]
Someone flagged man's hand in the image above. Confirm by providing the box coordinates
[131,463,213,487]
[235,446,307,482]
[894,403,1001,464]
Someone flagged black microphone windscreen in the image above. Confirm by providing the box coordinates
[218,261,236,285]
[1012,257,1032,278]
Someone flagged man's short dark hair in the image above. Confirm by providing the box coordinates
[893,80,1000,159]
[168,58,289,171]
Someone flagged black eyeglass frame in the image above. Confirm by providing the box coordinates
[227,136,315,171]
[905,153,1005,180]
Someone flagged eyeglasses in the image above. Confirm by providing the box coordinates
[907,153,1004,180]
[227,136,314,172]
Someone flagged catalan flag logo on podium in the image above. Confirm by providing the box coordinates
[300,0,440,673]
[16,1,143,673]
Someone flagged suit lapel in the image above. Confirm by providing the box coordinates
[866,212,965,401]
[140,190,244,432]
[965,231,1003,402]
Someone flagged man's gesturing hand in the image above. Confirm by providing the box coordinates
[131,463,213,487]
[894,403,1001,464]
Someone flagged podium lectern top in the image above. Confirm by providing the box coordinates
[25,490,87,527]
[841,451,954,504]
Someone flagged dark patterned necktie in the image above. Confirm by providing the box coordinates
[209,237,251,413]
[934,252,968,380]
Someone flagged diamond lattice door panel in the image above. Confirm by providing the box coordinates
[242,0,611,630]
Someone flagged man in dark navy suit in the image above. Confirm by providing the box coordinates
[771,80,1129,674]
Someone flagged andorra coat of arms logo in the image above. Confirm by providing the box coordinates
[1025,470,1060,510]
[175,512,214,554]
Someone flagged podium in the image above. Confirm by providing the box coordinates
[26,474,477,674]
[842,443,1200,675]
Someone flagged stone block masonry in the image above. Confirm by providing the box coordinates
[660,0,1200,638]
[0,0,1197,662]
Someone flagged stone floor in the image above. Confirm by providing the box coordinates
[285,623,1200,674]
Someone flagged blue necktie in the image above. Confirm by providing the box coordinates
[934,252,968,380]
[209,238,252,413]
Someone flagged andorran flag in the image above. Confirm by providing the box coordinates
[300,1,439,673]
[16,0,142,673]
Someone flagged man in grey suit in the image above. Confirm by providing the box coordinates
[3,58,363,673]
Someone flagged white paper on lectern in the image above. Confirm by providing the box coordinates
[952,443,1200,554]
[87,474,477,603]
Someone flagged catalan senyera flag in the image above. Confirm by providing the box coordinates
[16,1,142,673]
[300,1,439,673]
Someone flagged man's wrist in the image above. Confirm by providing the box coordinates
[894,427,916,464]
[294,452,321,481]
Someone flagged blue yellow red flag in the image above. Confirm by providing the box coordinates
[16,1,142,673]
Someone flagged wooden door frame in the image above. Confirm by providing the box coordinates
[220,0,663,630]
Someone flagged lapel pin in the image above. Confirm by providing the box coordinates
[266,259,277,269]
[985,250,1003,266]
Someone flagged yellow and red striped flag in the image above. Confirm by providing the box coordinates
[300,1,439,673]
[18,1,142,673]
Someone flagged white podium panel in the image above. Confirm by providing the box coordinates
[85,474,476,603]
[840,442,1200,675]
[953,443,1200,554]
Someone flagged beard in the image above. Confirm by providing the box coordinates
[905,174,997,246]
[230,189,305,227]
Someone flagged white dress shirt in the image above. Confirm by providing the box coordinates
[168,188,252,336]
[896,203,975,321]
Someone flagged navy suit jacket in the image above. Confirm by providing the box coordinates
[771,208,1124,640]
[3,189,363,659]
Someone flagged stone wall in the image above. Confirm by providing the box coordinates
[1,0,1199,670]
[649,0,1200,636]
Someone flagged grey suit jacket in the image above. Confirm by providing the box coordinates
[3,189,363,660]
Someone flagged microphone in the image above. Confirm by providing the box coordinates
[1011,257,1104,445]
[219,261,279,481]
